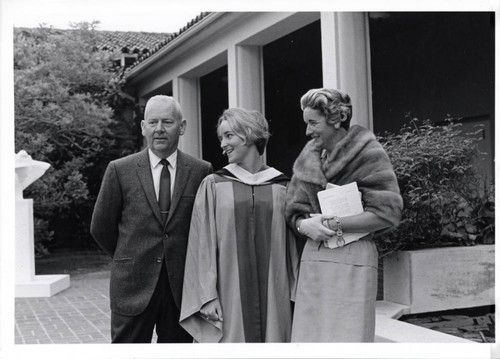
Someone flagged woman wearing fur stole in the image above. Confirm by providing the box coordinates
[285,88,403,342]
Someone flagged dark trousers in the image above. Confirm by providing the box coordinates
[111,261,192,343]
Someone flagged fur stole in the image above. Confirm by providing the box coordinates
[285,125,403,231]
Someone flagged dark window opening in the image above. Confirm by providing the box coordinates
[263,20,323,177]
[200,65,229,171]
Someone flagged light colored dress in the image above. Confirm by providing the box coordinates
[180,164,298,343]
[291,237,378,342]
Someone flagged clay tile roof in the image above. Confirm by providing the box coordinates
[14,27,170,55]
[15,12,211,69]
[126,12,212,71]
[97,31,170,54]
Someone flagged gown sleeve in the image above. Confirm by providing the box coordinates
[179,175,223,342]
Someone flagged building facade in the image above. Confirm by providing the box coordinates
[124,12,494,178]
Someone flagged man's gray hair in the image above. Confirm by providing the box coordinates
[144,95,183,121]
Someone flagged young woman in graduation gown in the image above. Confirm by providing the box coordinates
[180,108,298,343]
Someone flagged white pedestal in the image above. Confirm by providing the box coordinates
[16,199,70,297]
[16,274,71,297]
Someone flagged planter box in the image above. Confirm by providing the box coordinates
[383,245,494,314]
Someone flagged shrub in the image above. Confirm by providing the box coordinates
[15,23,139,255]
[376,117,495,257]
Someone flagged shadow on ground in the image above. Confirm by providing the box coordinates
[35,249,111,276]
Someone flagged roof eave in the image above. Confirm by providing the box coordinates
[124,12,226,83]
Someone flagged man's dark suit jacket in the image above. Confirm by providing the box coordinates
[90,149,212,316]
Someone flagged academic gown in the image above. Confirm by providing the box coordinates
[180,164,298,343]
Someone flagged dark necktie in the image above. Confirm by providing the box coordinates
[159,159,171,223]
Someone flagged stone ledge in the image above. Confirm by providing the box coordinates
[376,300,410,319]
[375,301,474,343]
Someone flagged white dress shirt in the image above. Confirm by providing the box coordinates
[148,149,177,201]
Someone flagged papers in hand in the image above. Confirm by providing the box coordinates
[317,182,369,249]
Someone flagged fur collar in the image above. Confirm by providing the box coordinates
[292,125,375,186]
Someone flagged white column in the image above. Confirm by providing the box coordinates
[227,45,264,112]
[320,12,373,130]
[173,77,202,158]
[227,44,267,161]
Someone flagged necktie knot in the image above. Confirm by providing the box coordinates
[160,158,170,167]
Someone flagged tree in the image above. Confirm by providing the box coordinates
[14,22,138,254]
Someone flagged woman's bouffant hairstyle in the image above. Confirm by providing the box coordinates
[300,88,353,130]
[216,108,270,155]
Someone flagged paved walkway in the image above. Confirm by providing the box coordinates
[15,271,112,344]
[14,254,488,345]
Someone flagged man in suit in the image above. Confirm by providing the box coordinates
[91,95,212,343]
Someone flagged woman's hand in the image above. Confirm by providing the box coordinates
[297,214,336,242]
[200,298,223,322]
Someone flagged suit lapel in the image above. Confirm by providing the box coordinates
[136,149,163,226]
[167,150,191,224]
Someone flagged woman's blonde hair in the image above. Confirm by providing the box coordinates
[216,108,270,155]
[300,88,352,130]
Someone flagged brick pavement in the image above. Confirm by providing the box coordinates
[15,270,112,344]
[15,255,485,345]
